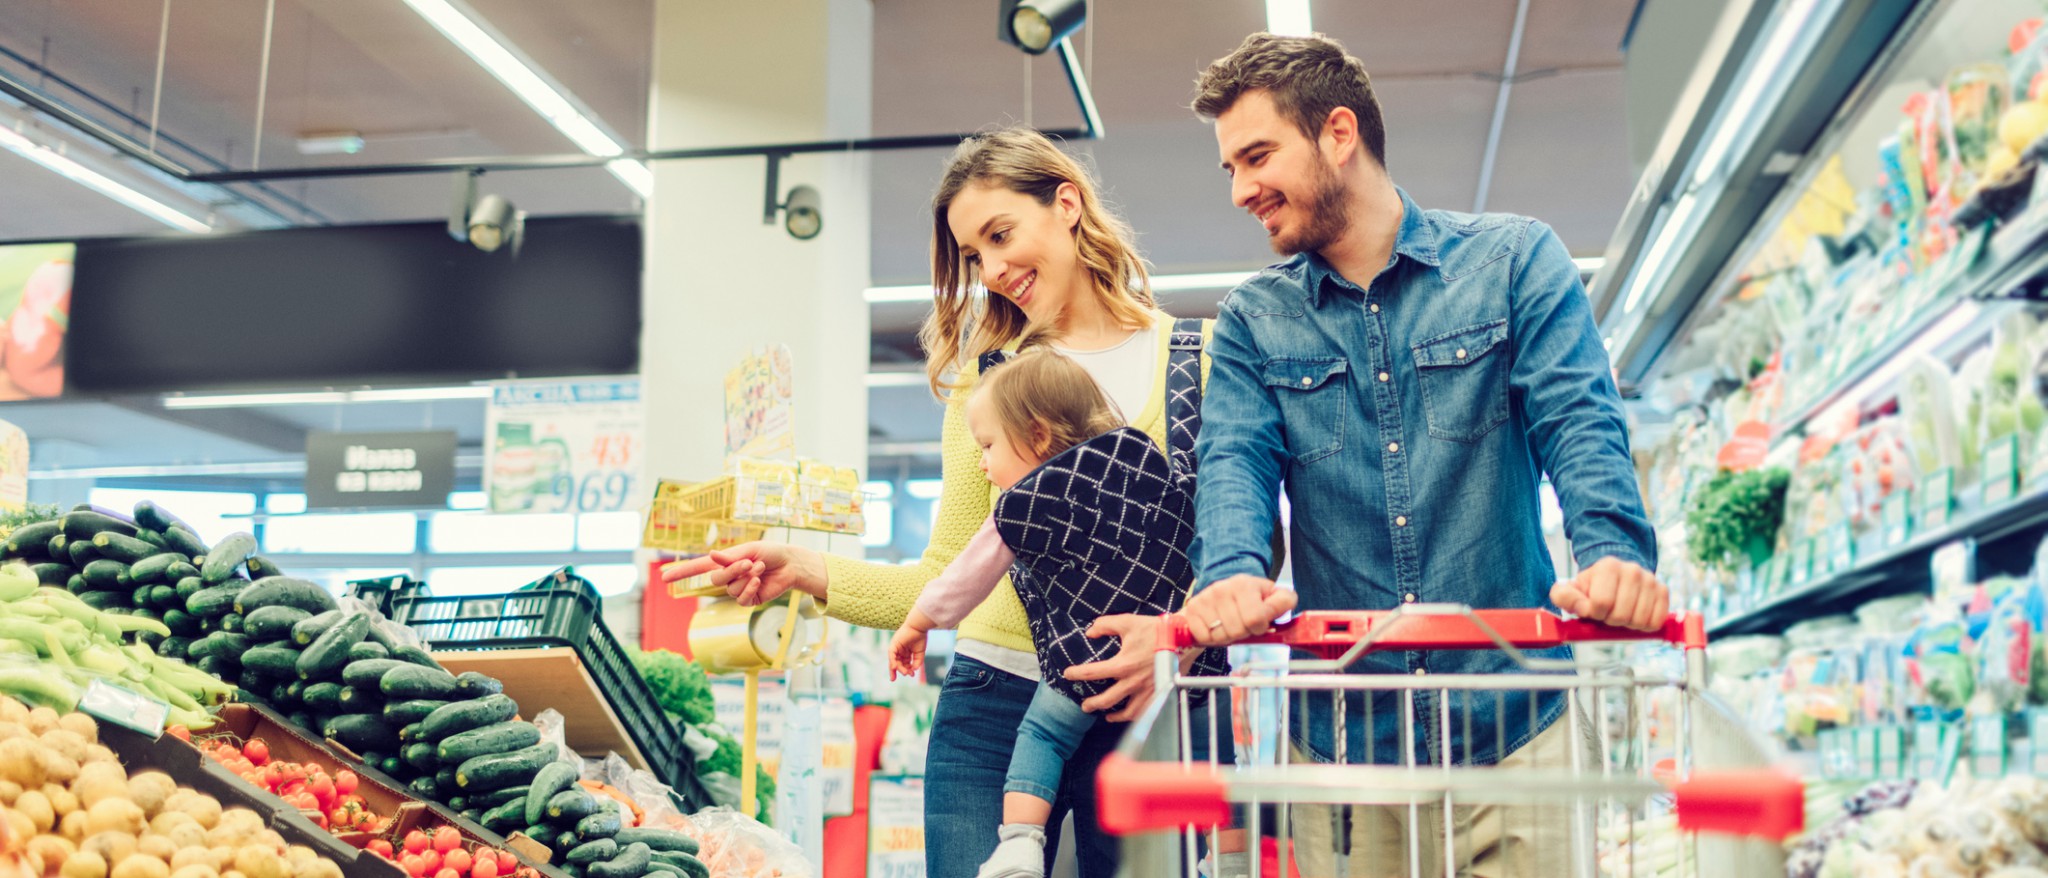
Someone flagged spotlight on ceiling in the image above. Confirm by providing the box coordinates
[448,171,524,254]
[998,0,1085,55]
[781,185,823,240]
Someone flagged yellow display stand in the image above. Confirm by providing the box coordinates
[685,589,828,817]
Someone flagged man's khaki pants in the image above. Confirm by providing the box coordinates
[1287,705,1595,878]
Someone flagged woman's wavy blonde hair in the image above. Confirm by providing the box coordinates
[921,127,1156,398]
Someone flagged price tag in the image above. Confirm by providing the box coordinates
[868,775,926,878]
[1828,523,1856,574]
[1792,539,1815,585]
[77,679,169,737]
[1985,434,2021,507]
[1922,469,1955,531]
[1883,489,1912,547]
[1973,715,2011,778]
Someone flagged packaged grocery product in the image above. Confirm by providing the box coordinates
[1707,634,1786,680]
[1975,581,2041,713]
[1899,354,1967,480]
[1905,615,1974,716]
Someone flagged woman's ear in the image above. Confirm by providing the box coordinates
[1056,181,1083,230]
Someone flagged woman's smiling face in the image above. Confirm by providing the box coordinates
[945,181,1083,324]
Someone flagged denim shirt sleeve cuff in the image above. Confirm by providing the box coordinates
[1194,560,1269,593]
[1571,543,1654,573]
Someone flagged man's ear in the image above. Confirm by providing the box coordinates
[1321,106,1361,168]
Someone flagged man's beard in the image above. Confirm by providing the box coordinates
[1272,154,1352,256]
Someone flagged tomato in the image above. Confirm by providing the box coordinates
[307,774,335,806]
[435,870,460,878]
[403,831,431,855]
[493,851,516,873]
[336,770,359,796]
[471,858,499,878]
[400,854,427,878]
[419,851,442,874]
[167,725,190,742]
[243,738,271,766]
[443,849,472,874]
[368,840,395,860]
[433,826,461,853]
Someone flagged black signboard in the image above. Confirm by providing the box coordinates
[305,431,455,509]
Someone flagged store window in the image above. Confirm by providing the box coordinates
[290,568,413,595]
[576,511,643,551]
[264,512,417,554]
[420,566,560,597]
[576,564,640,597]
[429,511,576,553]
[265,493,308,515]
[87,489,254,544]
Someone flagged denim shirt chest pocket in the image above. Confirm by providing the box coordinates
[1411,319,1510,443]
[1262,357,1347,464]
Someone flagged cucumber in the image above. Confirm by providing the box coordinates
[565,839,618,866]
[382,698,447,727]
[290,712,319,732]
[420,694,519,742]
[588,842,651,878]
[161,609,200,636]
[61,510,136,541]
[389,643,441,669]
[297,613,371,680]
[159,526,207,559]
[246,555,284,579]
[454,672,504,698]
[236,668,267,692]
[438,720,540,763]
[435,766,458,789]
[63,576,89,596]
[44,535,64,560]
[378,756,404,777]
[407,776,443,800]
[78,591,127,611]
[240,644,300,678]
[127,552,188,583]
[612,828,701,855]
[660,854,709,878]
[380,664,460,701]
[163,561,200,583]
[220,612,246,633]
[27,564,68,587]
[195,654,237,678]
[575,809,622,839]
[6,521,59,556]
[324,714,400,753]
[545,787,601,822]
[302,682,345,712]
[135,630,166,650]
[292,610,344,645]
[519,824,555,845]
[243,606,311,642]
[644,862,686,878]
[555,830,580,853]
[342,658,411,689]
[472,784,531,809]
[236,576,335,615]
[446,796,468,812]
[202,532,257,583]
[455,741,555,790]
[284,679,307,702]
[132,528,165,549]
[66,540,98,568]
[337,685,379,712]
[149,585,182,610]
[526,761,579,824]
[399,722,425,743]
[90,532,157,565]
[346,641,389,662]
[133,500,195,535]
[186,583,242,617]
[270,682,294,706]
[173,576,203,602]
[80,559,129,590]
[481,799,526,833]
[155,635,192,659]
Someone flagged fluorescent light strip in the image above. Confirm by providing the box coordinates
[1621,192,1701,314]
[400,0,652,198]
[1266,0,1314,36]
[162,385,491,409]
[1689,0,1826,189]
[1572,256,1605,274]
[0,125,209,232]
[865,271,1260,304]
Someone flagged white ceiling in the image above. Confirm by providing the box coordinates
[0,0,1641,474]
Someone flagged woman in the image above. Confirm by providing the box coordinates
[663,128,1205,878]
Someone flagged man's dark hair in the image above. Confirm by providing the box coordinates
[1193,32,1387,168]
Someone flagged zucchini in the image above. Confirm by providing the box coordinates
[612,828,701,855]
[420,693,519,742]
[481,799,526,833]
[292,610,344,645]
[337,685,379,712]
[77,591,127,611]
[61,510,136,541]
[80,559,129,590]
[346,641,389,662]
[438,720,540,763]
[455,741,555,790]
[407,776,443,800]
[342,658,411,689]
[302,682,345,712]
[240,644,300,678]
[454,671,504,698]
[235,576,335,615]
[185,583,242,617]
[243,606,311,642]
[161,609,200,636]
[90,532,157,565]
[155,635,192,659]
[202,532,257,583]
[588,842,651,878]
[6,521,59,555]
[382,698,447,727]
[297,612,371,680]
[128,552,188,583]
[159,526,207,559]
[186,632,253,662]
[472,784,531,809]
[380,664,460,701]
[246,555,284,580]
[324,714,400,753]
[133,500,194,535]
[526,761,579,824]
[65,540,98,568]
[546,788,601,822]
[575,809,622,839]
[28,563,68,586]
[565,839,617,866]
[194,654,237,678]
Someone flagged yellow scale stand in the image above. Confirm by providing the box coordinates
[678,583,829,817]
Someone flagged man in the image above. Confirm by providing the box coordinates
[1069,32,1665,875]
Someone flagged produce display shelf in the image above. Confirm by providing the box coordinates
[1709,485,2048,638]
[428,647,650,772]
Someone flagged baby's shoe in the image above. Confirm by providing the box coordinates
[976,824,1048,878]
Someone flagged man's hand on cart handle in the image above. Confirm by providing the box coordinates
[1548,556,1668,632]
[1181,575,1297,647]
[1065,615,1206,722]
[659,541,830,607]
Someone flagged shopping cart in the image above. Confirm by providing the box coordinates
[1096,603,1804,877]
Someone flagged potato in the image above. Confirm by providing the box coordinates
[206,847,232,871]
[136,832,176,861]
[27,833,76,868]
[169,867,218,878]
[85,797,146,837]
[175,795,220,830]
[111,854,171,878]
[1,806,31,842]
[281,846,317,867]
[146,811,192,836]
[25,706,59,735]
[73,761,129,809]
[84,743,115,764]
[80,831,138,864]
[168,847,211,871]
[298,862,340,878]
[220,872,246,878]
[14,789,53,832]
[231,847,284,878]
[42,749,78,784]
[40,729,88,764]
[58,711,98,744]
[43,781,78,816]
[127,772,175,816]
[252,830,282,851]
[59,809,89,841]
[61,850,108,878]
[0,696,26,724]
[0,736,50,786]
[0,779,21,806]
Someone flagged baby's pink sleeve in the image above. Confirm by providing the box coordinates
[911,515,1015,629]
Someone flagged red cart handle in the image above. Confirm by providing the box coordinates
[1157,607,1704,659]
[1673,769,1806,840]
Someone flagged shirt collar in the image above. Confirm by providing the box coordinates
[1297,186,1442,306]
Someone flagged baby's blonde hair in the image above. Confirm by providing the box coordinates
[976,327,1125,460]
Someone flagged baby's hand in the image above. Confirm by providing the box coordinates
[889,626,927,679]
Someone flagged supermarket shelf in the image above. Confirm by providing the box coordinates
[1709,486,2048,639]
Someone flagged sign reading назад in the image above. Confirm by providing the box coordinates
[304,430,455,509]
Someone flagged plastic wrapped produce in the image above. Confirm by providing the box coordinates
[1899,354,1966,481]
[1976,582,2041,713]
[1708,635,1787,680]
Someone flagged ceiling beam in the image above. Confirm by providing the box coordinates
[109,399,310,454]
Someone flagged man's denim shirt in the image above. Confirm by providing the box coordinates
[1191,188,1656,767]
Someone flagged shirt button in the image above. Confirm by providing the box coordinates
[1301,377,1312,386]
[1413,668,1426,675]
[1455,348,1468,359]
[1395,515,1408,527]
[1370,303,1381,313]
[1387,442,1399,453]
[1404,593,1416,602]
[1378,372,1390,382]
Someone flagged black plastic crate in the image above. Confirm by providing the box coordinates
[389,567,699,802]
[343,573,420,618]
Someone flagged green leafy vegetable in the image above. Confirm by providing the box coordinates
[1685,467,1791,572]
[632,648,717,726]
